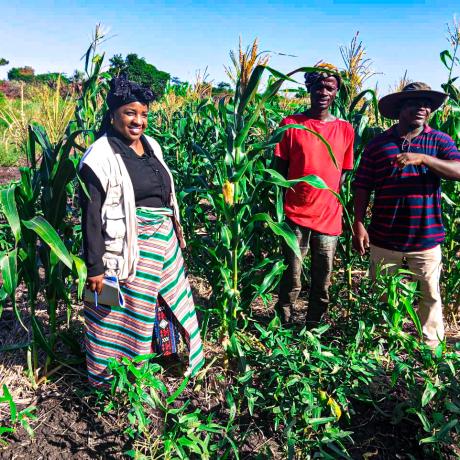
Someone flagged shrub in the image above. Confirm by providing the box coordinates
[7,66,35,83]
[109,53,170,96]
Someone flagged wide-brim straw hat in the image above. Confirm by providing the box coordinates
[378,82,448,119]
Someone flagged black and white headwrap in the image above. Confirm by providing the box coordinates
[106,74,156,111]
[304,69,341,93]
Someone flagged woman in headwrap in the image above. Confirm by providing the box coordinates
[79,75,205,387]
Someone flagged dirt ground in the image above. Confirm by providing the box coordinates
[0,167,20,185]
[1,279,459,460]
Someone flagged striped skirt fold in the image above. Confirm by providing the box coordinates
[84,207,205,387]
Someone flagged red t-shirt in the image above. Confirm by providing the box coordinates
[274,114,354,235]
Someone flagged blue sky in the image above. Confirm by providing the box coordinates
[1,0,459,95]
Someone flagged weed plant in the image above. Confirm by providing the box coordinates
[0,384,36,446]
[97,354,238,459]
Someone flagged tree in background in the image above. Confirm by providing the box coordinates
[108,53,170,96]
[171,76,182,85]
[7,66,35,82]
[0,58,9,67]
[35,72,70,85]
[212,81,233,96]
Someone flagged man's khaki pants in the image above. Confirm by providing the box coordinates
[369,244,444,342]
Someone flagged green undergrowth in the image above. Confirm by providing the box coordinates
[95,354,238,459]
[0,384,36,447]
[91,271,460,459]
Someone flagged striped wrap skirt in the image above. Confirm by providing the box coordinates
[84,207,205,387]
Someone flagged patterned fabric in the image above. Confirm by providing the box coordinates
[354,125,460,251]
[84,207,205,387]
[154,295,182,355]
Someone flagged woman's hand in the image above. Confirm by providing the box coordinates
[87,274,104,295]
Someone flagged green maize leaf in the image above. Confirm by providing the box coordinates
[218,265,232,292]
[18,167,34,201]
[237,65,266,116]
[229,333,247,371]
[237,65,266,115]
[49,248,60,267]
[26,126,37,170]
[404,297,423,337]
[251,260,286,303]
[264,168,328,189]
[1,252,28,330]
[440,49,453,70]
[220,225,232,249]
[0,187,21,244]
[23,216,73,270]
[350,89,380,126]
[254,124,337,168]
[0,286,7,313]
[48,158,76,227]
[0,249,17,296]
[60,129,87,159]
[240,258,276,282]
[30,124,54,178]
[231,156,253,182]
[275,187,284,223]
[72,255,87,299]
[31,316,56,358]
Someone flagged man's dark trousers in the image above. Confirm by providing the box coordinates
[277,218,338,326]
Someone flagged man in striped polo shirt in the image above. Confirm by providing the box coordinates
[353,82,460,346]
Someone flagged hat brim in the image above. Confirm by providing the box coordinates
[378,90,447,119]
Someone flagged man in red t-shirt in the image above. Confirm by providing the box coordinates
[274,66,354,326]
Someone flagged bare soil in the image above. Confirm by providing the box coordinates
[0,167,20,185]
[1,280,459,459]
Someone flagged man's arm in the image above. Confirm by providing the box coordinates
[352,188,372,255]
[395,154,460,180]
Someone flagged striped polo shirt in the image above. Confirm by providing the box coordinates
[354,125,460,252]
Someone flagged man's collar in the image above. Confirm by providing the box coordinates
[388,124,432,139]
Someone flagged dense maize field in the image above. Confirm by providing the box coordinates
[0,29,459,459]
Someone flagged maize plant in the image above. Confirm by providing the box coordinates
[0,123,86,383]
[73,23,111,145]
[152,65,342,351]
